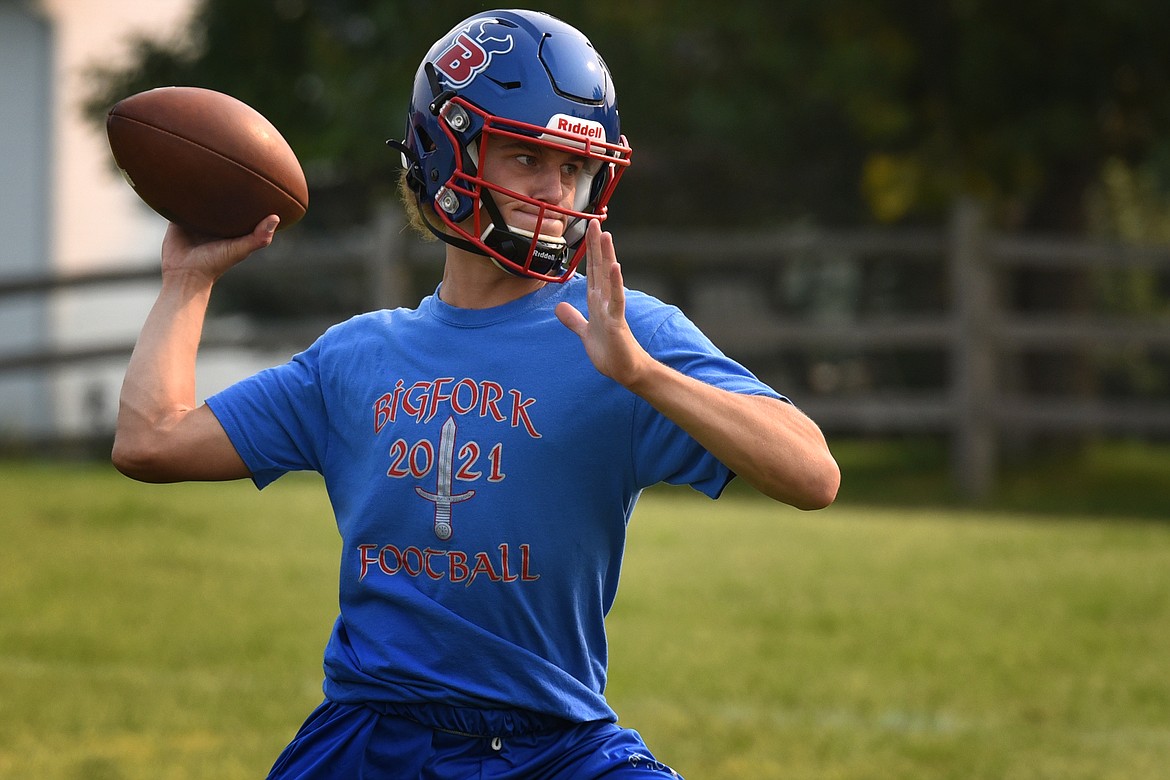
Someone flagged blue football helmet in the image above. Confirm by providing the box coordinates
[392,9,632,282]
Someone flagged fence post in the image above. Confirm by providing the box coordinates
[950,198,997,501]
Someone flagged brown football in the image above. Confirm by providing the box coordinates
[106,86,308,238]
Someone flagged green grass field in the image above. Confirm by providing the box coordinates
[2,456,1169,779]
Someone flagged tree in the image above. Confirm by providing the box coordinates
[85,0,1170,232]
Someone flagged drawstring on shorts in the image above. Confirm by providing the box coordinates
[427,725,505,753]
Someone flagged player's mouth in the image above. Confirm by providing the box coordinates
[508,207,566,239]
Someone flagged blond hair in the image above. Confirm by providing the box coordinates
[398,169,437,242]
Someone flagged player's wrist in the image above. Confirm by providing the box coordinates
[157,263,221,301]
[618,350,665,395]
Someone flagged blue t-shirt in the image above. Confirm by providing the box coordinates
[207,276,783,724]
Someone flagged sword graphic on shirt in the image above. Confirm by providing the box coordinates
[415,416,476,540]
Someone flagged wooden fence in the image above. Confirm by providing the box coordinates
[621,201,1170,500]
[3,200,1169,499]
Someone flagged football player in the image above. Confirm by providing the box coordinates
[113,9,839,778]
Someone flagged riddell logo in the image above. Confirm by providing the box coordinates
[548,114,607,144]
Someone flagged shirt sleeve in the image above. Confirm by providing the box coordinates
[205,340,330,489]
[630,308,786,499]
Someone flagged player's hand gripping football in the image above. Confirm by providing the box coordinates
[555,219,653,389]
[161,215,279,283]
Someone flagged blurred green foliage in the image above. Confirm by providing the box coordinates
[83,0,1170,232]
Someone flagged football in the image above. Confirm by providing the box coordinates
[106,86,309,238]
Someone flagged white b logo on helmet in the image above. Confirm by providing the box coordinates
[433,19,515,88]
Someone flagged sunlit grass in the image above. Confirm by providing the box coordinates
[2,460,1169,778]
[1,463,338,779]
[609,490,1170,779]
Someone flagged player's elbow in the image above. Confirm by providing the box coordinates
[111,434,152,481]
[795,459,841,510]
[111,432,174,483]
[774,453,841,511]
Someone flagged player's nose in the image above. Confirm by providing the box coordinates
[528,162,570,205]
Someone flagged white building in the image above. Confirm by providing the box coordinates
[1,0,55,437]
[1,0,277,444]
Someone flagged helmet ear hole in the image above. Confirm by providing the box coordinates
[405,125,443,195]
[415,125,437,154]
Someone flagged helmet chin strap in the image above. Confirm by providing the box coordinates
[423,187,569,279]
[478,191,560,275]
[422,202,489,258]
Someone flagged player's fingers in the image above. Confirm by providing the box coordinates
[223,215,279,260]
[597,228,625,316]
[201,216,277,273]
[167,215,279,281]
[585,219,605,288]
[249,215,280,247]
[554,300,588,336]
[597,223,615,260]
[164,214,276,256]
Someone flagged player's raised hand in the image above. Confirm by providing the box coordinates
[555,219,653,388]
[161,215,279,283]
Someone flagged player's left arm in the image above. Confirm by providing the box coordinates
[555,221,840,510]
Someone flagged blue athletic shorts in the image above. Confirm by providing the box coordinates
[265,699,683,779]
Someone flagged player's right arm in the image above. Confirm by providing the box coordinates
[112,217,279,483]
